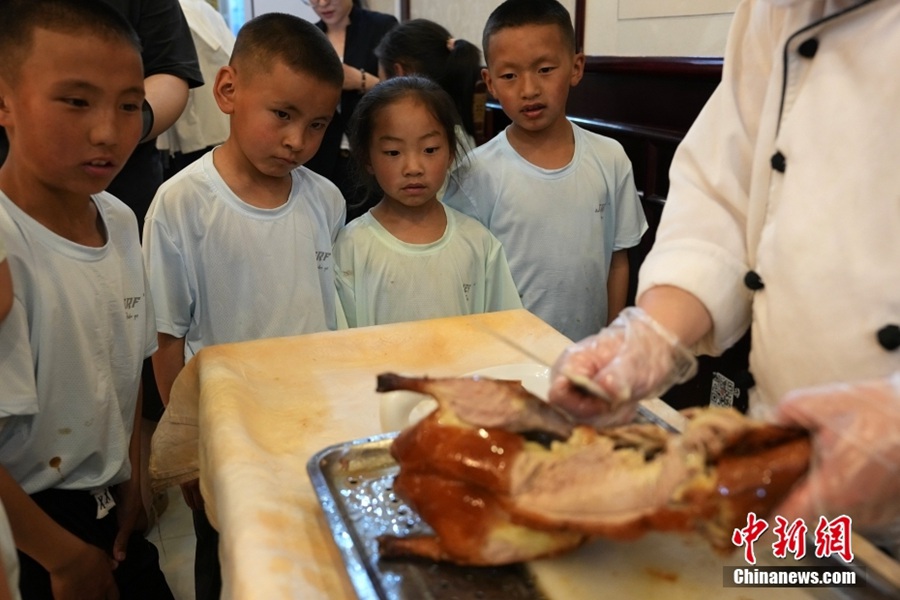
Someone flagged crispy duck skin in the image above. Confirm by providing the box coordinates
[377,373,812,565]
[379,473,588,565]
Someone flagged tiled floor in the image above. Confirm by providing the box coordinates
[148,487,196,600]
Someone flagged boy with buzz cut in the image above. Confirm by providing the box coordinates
[444,0,648,343]
[141,12,345,600]
[0,0,174,598]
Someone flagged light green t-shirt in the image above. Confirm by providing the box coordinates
[334,204,522,328]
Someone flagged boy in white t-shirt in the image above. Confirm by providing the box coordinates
[141,13,345,600]
[443,0,647,343]
[0,1,173,598]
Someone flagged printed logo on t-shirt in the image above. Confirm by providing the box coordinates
[316,250,332,271]
[462,283,475,302]
[595,198,608,215]
[123,295,143,321]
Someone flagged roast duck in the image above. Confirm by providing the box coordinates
[375,372,811,566]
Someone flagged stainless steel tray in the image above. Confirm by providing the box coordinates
[308,434,900,600]
[306,433,546,600]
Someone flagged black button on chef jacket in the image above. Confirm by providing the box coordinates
[798,38,819,58]
[877,324,900,351]
[771,152,787,173]
[744,271,765,291]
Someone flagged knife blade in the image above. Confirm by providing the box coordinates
[473,322,685,433]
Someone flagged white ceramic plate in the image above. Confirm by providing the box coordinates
[378,363,550,432]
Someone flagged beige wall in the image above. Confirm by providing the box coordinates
[367,0,398,16]
[243,0,736,57]
[408,0,576,57]
[587,0,735,56]
[400,0,735,58]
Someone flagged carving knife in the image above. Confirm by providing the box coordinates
[473,322,685,433]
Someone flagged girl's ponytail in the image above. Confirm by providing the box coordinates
[440,38,482,137]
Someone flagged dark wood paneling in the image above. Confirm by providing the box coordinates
[574,0,585,52]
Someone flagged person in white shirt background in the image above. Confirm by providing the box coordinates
[158,0,236,178]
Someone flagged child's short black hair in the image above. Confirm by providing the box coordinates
[482,0,577,64]
[349,75,460,199]
[231,12,343,89]
[375,19,482,136]
[0,0,141,84]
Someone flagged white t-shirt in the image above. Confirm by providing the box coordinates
[143,150,345,361]
[0,191,155,494]
[334,204,522,328]
[444,122,647,341]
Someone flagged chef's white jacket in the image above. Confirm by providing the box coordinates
[638,0,900,413]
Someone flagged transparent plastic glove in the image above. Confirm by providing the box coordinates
[772,374,900,533]
[548,307,697,428]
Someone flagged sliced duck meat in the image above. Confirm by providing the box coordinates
[377,372,574,440]
[377,373,810,565]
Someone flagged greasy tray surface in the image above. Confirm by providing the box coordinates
[307,434,545,600]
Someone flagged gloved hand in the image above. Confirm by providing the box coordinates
[547,307,697,428]
[772,374,900,532]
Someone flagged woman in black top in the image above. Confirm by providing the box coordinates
[304,0,397,220]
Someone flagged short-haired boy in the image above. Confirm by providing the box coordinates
[141,13,345,600]
[444,0,648,342]
[0,0,173,598]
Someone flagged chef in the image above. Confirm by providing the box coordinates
[548,0,900,553]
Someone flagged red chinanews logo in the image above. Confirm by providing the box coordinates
[732,513,854,565]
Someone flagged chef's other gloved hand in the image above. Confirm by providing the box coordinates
[548,307,697,428]
[772,375,900,540]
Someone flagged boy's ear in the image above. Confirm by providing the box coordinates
[0,97,9,129]
[0,79,12,128]
[481,67,496,100]
[570,52,586,87]
[213,65,238,115]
